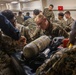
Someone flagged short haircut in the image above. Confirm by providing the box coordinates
[49,4,54,8]
[1,10,14,20]
[58,12,64,17]
[26,12,30,16]
[65,11,71,15]
[37,14,45,19]
[18,11,22,15]
[33,9,40,15]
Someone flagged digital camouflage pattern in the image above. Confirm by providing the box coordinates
[24,18,35,27]
[36,48,70,75]
[16,15,24,25]
[56,18,66,29]
[44,22,69,38]
[46,46,76,75]
[24,18,43,40]
[66,17,74,27]
[43,8,55,22]
[36,46,76,75]
[0,31,15,75]
[0,51,14,75]
[16,23,32,43]
[65,17,74,32]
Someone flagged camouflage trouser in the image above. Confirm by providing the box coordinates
[0,67,14,75]
[0,51,15,75]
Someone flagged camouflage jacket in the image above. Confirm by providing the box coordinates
[0,50,14,75]
[66,17,74,27]
[16,15,24,25]
[24,18,35,27]
[65,17,74,32]
[43,8,55,22]
[0,31,15,75]
[24,18,43,40]
[16,23,32,43]
[56,19,66,29]
[44,23,69,38]
[36,45,76,75]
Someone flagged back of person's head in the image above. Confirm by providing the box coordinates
[58,12,64,18]
[18,11,22,15]
[33,9,40,16]
[65,11,71,15]
[1,10,14,20]
[26,12,30,16]
[2,10,16,27]
[35,14,45,25]
[49,4,54,8]
[14,13,17,16]
[36,14,45,19]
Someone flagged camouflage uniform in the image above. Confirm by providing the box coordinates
[0,31,15,75]
[24,18,43,40]
[56,19,66,29]
[46,46,76,75]
[65,17,74,32]
[44,23,69,38]
[1,23,32,52]
[43,8,55,22]
[24,18,35,27]
[36,45,76,75]
[0,51,14,75]
[16,15,24,25]
[16,23,32,43]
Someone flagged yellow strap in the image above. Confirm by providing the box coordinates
[68,43,73,48]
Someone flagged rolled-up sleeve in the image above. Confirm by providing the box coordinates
[0,13,21,40]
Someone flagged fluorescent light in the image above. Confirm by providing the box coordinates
[1,4,4,5]
[11,1,18,4]
[19,0,31,2]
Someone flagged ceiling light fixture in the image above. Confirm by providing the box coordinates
[19,0,31,2]
[11,1,18,4]
[1,4,4,5]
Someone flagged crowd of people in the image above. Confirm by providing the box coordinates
[13,4,74,42]
[0,4,76,75]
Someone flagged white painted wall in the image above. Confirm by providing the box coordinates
[1,0,76,20]
[47,0,76,9]
[10,3,21,11]
[22,0,43,16]
[23,0,42,10]
[0,4,7,11]
[0,0,43,17]
[47,0,76,20]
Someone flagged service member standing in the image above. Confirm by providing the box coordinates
[16,11,24,25]
[43,4,55,23]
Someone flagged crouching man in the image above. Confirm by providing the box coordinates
[36,21,76,75]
